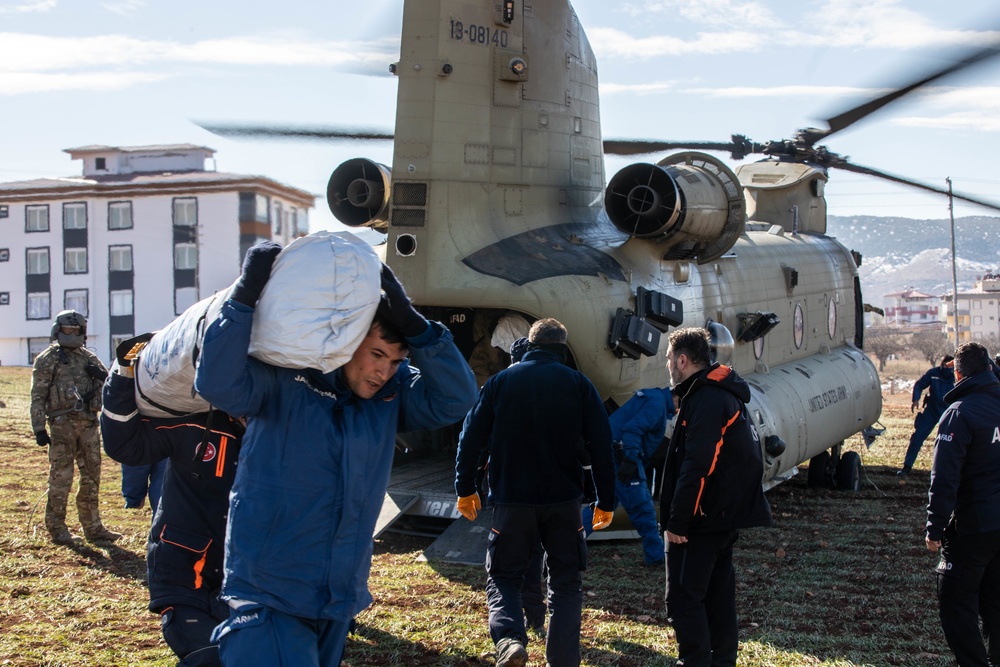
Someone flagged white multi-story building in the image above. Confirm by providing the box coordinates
[941,273,1000,345]
[0,144,314,365]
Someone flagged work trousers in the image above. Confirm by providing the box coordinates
[936,527,1000,667]
[582,472,665,565]
[521,543,547,630]
[45,415,103,535]
[161,602,226,667]
[617,460,666,564]
[212,603,351,667]
[486,501,587,667]
[121,459,167,512]
[665,529,740,667]
[903,409,943,469]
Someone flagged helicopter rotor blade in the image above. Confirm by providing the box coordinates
[834,161,1000,213]
[817,37,1000,143]
[195,121,394,142]
[602,139,737,156]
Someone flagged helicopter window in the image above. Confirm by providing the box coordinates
[828,299,837,339]
[753,336,764,360]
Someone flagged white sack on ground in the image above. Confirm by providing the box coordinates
[134,231,382,417]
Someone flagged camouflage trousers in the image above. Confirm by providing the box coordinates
[45,415,103,536]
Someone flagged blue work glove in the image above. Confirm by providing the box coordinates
[231,241,282,307]
[379,263,428,338]
[35,430,51,447]
[617,459,638,484]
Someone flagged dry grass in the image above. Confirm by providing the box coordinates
[0,357,953,666]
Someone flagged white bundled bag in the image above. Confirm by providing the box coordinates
[134,231,382,417]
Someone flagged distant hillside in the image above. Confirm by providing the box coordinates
[826,215,1000,308]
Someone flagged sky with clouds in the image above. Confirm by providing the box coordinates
[1,0,998,233]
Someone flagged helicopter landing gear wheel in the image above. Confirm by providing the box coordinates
[807,451,831,488]
[836,451,863,492]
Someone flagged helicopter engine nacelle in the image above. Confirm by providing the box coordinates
[604,151,745,263]
[327,158,391,230]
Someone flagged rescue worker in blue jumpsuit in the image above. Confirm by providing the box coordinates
[899,354,955,476]
[583,386,674,566]
[102,345,243,667]
[926,341,1000,667]
[194,242,478,667]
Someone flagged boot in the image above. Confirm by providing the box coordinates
[85,526,122,543]
[49,526,81,544]
[496,637,528,667]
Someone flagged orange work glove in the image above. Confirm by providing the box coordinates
[592,507,614,531]
[457,494,482,521]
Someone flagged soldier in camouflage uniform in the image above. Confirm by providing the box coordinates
[29,310,120,544]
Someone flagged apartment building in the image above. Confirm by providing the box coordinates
[0,144,314,365]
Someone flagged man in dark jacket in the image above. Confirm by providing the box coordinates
[926,341,1000,667]
[102,342,243,667]
[898,354,956,477]
[454,318,616,667]
[195,243,478,667]
[660,327,772,667]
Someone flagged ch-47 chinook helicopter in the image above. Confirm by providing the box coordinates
[201,0,1000,562]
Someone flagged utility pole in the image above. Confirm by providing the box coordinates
[948,177,960,349]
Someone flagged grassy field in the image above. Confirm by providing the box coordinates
[0,358,952,666]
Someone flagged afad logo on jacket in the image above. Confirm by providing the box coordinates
[199,443,217,462]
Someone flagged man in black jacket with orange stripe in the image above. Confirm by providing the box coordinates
[101,343,243,667]
[660,327,772,667]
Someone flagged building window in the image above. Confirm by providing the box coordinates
[0,248,8,262]
[64,247,88,274]
[27,292,50,320]
[26,247,49,274]
[294,208,309,236]
[0,292,8,305]
[63,202,87,229]
[255,194,270,223]
[110,334,134,361]
[273,201,283,235]
[0,205,7,218]
[174,243,198,270]
[109,201,133,230]
[109,245,133,272]
[26,205,49,232]
[95,157,106,170]
[28,337,50,364]
[173,197,197,227]
[174,287,197,315]
[974,316,983,325]
[110,290,133,316]
[64,289,88,316]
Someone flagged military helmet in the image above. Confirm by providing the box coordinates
[51,310,87,348]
